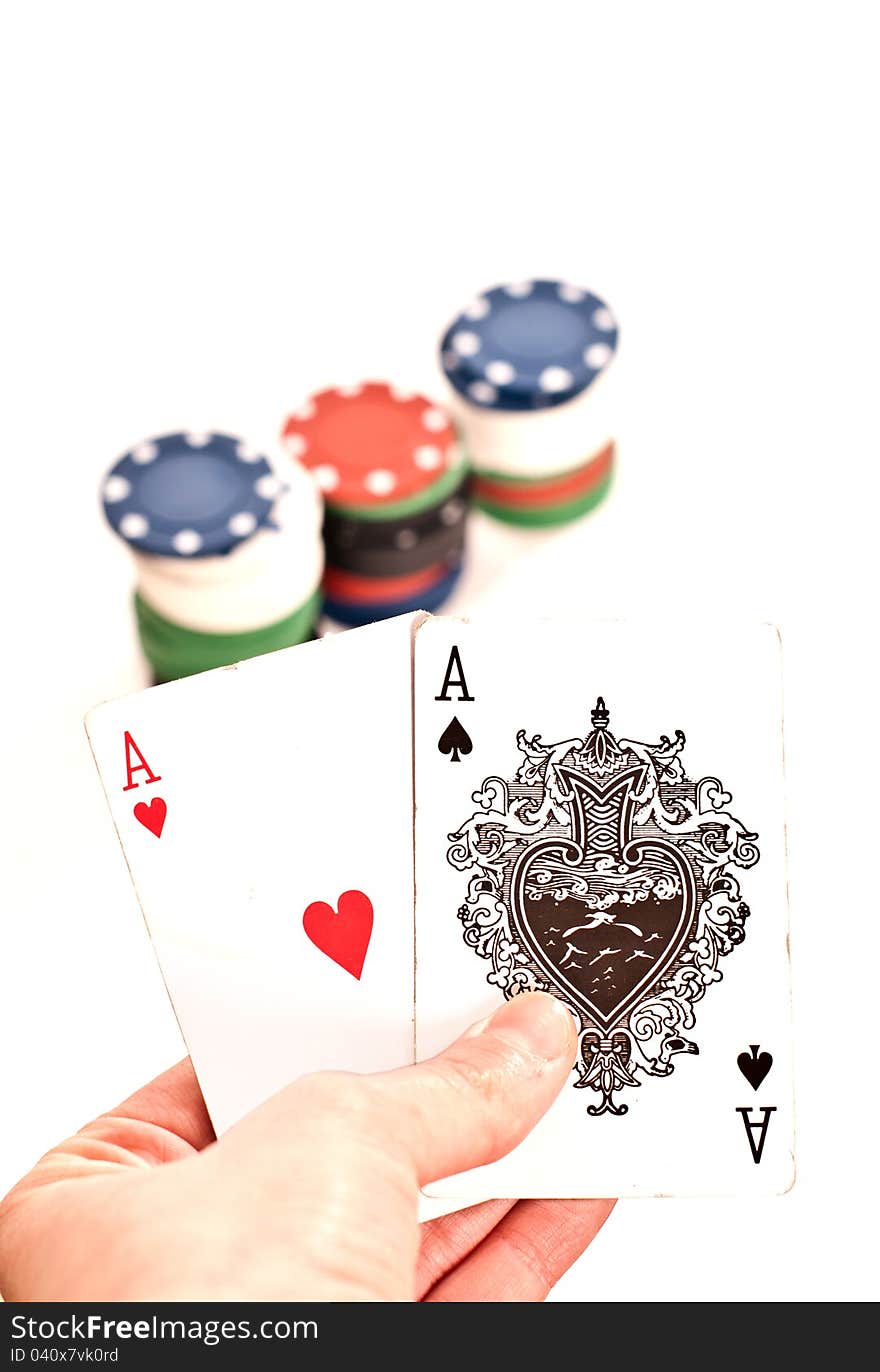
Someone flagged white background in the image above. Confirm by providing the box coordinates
[0,1,877,1301]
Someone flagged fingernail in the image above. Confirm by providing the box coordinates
[481,992,576,1063]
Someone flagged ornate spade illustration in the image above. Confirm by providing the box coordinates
[447,698,760,1115]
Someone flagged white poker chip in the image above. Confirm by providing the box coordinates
[445,362,619,479]
[135,534,324,634]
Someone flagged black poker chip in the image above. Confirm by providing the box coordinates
[325,519,465,578]
[322,479,469,577]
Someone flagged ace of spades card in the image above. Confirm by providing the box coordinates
[414,617,794,1198]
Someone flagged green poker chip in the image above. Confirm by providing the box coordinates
[135,587,321,682]
[473,470,614,528]
[324,458,470,522]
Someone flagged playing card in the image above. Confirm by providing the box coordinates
[86,615,422,1137]
[414,617,794,1198]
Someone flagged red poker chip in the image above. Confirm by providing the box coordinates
[322,560,452,604]
[472,442,615,508]
[282,383,458,508]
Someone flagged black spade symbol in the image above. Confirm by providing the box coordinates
[737,1044,773,1091]
[438,716,473,763]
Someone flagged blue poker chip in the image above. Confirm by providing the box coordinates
[102,432,283,557]
[440,280,618,411]
[323,564,462,627]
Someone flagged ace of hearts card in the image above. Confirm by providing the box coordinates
[413,617,794,1198]
[85,614,421,1138]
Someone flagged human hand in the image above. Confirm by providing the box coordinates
[0,992,613,1301]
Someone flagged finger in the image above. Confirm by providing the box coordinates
[102,1059,215,1151]
[416,1199,515,1297]
[368,991,578,1185]
[4,1063,216,1194]
[424,1197,616,1302]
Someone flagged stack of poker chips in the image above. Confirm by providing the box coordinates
[281,383,468,627]
[102,431,323,681]
[439,280,619,527]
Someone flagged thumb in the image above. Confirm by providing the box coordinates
[371,991,578,1186]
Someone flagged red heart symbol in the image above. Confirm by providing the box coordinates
[134,796,167,838]
[302,889,373,980]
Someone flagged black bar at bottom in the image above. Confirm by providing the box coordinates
[0,1300,860,1367]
